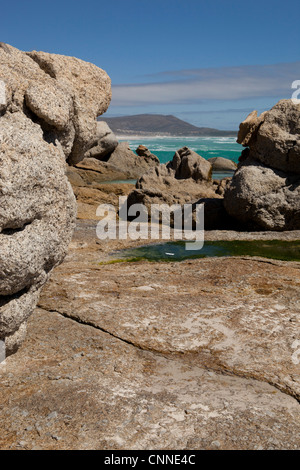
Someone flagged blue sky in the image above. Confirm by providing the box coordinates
[1,0,300,129]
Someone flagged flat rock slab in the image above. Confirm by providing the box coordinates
[1,226,299,449]
[39,251,300,401]
[0,308,299,450]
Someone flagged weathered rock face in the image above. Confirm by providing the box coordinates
[0,112,76,356]
[136,144,160,164]
[0,43,111,356]
[171,147,212,181]
[84,122,118,160]
[1,224,298,450]
[126,147,232,228]
[128,146,214,205]
[66,140,160,215]
[66,157,134,219]
[224,100,300,230]
[237,101,300,173]
[207,156,237,172]
[107,141,160,178]
[71,140,160,185]
[0,43,111,164]
[224,159,300,230]
[236,109,267,148]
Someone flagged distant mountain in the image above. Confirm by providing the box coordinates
[97,114,237,137]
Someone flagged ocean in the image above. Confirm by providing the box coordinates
[117,135,242,166]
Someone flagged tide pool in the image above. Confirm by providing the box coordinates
[113,240,300,263]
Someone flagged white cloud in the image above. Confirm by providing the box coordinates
[110,62,300,106]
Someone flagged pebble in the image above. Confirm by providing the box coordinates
[133,286,155,291]
[47,411,58,420]
[211,440,221,448]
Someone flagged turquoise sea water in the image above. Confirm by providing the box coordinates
[118,135,242,165]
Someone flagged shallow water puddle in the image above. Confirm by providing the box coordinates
[112,240,300,263]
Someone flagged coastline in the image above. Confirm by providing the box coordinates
[116,134,238,141]
[1,41,300,451]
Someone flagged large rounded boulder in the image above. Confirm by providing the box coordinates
[0,43,111,357]
[224,100,300,230]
